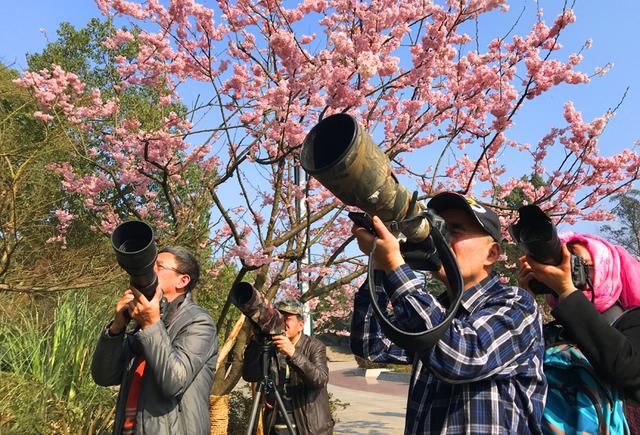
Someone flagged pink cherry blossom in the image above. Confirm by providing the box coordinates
[16,0,639,349]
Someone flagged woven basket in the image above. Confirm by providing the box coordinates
[210,394,230,435]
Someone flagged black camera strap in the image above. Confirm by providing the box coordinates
[366,219,464,352]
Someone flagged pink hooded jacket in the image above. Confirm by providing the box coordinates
[546,232,640,312]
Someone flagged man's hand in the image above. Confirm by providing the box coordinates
[351,215,405,273]
[517,244,577,301]
[128,286,162,330]
[109,289,135,335]
[516,257,534,293]
[272,335,296,358]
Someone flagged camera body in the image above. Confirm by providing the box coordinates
[510,205,589,294]
[569,254,589,290]
[348,210,448,272]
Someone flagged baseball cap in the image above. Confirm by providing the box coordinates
[427,192,502,242]
[276,300,304,316]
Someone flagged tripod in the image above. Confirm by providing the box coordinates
[246,338,296,435]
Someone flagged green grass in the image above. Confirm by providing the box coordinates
[0,291,116,434]
[386,363,413,374]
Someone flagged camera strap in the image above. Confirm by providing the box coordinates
[366,218,464,352]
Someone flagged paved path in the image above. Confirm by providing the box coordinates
[327,360,409,434]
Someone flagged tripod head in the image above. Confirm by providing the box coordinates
[245,333,297,435]
[255,334,279,381]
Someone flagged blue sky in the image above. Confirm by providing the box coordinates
[3,1,638,133]
[2,0,639,235]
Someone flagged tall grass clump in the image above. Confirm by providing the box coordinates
[0,291,116,434]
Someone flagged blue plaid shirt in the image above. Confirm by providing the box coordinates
[350,265,546,434]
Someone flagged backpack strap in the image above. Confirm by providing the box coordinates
[612,306,640,327]
[543,321,569,348]
[602,302,625,326]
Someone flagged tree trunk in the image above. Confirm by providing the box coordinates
[209,394,229,435]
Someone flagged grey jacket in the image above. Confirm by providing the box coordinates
[91,293,217,434]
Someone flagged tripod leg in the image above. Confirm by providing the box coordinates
[271,385,297,435]
[246,382,264,435]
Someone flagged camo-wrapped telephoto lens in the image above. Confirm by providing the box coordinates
[301,113,430,242]
[230,282,285,336]
[111,220,159,300]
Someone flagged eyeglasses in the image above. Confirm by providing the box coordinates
[445,223,487,239]
[156,262,185,275]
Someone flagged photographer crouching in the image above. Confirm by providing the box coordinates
[242,300,334,435]
[91,246,218,435]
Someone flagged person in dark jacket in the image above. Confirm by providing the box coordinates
[242,300,333,435]
[518,231,640,432]
[91,246,217,435]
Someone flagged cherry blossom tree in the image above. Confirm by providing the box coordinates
[601,189,640,257]
[16,0,639,397]
[0,63,124,295]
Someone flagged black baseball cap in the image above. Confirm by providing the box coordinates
[427,192,502,242]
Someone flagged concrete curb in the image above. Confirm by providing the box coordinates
[347,366,411,382]
[377,370,411,383]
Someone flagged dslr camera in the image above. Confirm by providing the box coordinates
[509,205,589,295]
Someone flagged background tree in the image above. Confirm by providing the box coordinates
[0,63,119,432]
[16,0,640,404]
[19,18,236,301]
[600,189,640,257]
[23,14,235,345]
[0,19,231,432]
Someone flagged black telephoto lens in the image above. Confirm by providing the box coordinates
[111,221,158,299]
[509,205,563,294]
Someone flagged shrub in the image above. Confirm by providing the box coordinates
[0,291,116,433]
[227,386,253,434]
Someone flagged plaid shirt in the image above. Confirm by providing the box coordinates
[351,265,546,435]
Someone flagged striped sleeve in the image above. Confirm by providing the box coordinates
[350,271,411,364]
[426,286,540,382]
[383,264,448,332]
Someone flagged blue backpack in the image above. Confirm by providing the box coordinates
[542,323,629,435]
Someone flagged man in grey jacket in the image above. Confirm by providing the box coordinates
[92,246,217,434]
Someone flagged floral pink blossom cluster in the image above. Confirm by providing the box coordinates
[17,0,639,333]
[46,210,76,245]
